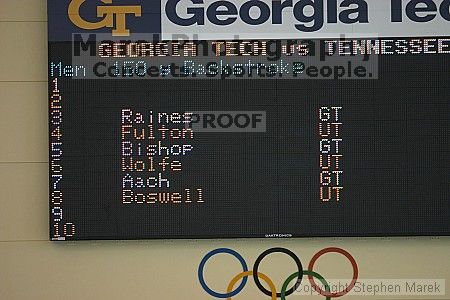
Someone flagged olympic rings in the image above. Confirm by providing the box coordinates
[281,270,331,300]
[227,271,277,300]
[308,247,358,298]
[198,248,248,298]
[198,246,358,299]
[253,248,303,297]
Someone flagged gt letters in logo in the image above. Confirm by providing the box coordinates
[68,0,142,36]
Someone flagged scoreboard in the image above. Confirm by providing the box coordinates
[48,0,450,240]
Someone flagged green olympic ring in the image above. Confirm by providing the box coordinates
[281,270,331,300]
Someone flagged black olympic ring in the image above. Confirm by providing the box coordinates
[252,248,303,297]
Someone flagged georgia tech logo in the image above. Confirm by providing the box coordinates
[198,247,358,299]
[68,0,142,36]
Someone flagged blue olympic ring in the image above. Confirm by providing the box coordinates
[198,248,249,298]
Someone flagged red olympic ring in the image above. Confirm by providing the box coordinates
[308,247,358,298]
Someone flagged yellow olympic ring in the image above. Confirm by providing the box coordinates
[226,271,277,300]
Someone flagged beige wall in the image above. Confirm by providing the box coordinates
[0,1,449,299]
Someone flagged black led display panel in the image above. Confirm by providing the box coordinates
[49,38,450,240]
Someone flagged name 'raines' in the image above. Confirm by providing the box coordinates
[165,0,450,32]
